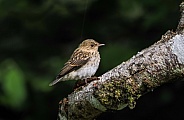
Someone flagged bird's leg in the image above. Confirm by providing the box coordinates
[74,80,85,90]
[73,76,100,90]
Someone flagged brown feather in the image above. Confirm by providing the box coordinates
[49,39,104,86]
[56,49,90,79]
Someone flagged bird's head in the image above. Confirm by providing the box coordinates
[79,39,105,51]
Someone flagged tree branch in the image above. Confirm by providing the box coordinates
[57,2,184,120]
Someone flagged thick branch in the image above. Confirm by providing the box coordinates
[177,2,184,34]
[58,2,184,120]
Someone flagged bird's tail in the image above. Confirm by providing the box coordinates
[49,77,62,86]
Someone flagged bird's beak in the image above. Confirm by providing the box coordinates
[98,43,105,46]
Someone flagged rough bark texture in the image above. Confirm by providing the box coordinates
[177,2,184,34]
[57,2,184,120]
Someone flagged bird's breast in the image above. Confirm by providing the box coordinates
[67,52,100,80]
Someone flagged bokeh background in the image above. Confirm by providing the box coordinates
[0,0,184,120]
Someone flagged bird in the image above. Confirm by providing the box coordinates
[49,39,104,86]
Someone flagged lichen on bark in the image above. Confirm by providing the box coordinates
[93,30,184,110]
[57,2,184,120]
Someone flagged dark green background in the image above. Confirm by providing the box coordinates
[0,0,184,120]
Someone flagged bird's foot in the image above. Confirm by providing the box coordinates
[85,76,99,83]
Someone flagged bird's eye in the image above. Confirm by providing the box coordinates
[91,44,94,47]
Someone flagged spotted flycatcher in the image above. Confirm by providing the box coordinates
[49,39,104,86]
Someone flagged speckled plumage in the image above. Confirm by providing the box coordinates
[49,39,104,86]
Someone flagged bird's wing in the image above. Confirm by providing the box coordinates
[49,49,90,86]
[49,50,90,86]
[56,50,90,79]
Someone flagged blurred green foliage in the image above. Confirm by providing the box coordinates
[0,0,183,120]
[0,59,26,109]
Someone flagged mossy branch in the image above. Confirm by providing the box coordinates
[57,2,184,120]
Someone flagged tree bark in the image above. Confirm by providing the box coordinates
[57,2,184,120]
